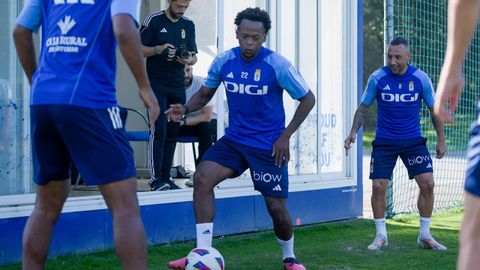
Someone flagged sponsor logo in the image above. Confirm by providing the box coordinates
[399,83,402,90]
[426,163,432,168]
[409,81,415,91]
[241,72,248,79]
[46,15,87,53]
[202,230,211,234]
[226,72,234,79]
[272,185,282,191]
[224,81,268,95]
[54,0,94,4]
[58,15,76,35]
[252,171,282,183]
[160,28,167,33]
[381,93,419,102]
[254,69,261,82]
[407,155,431,166]
[383,85,391,90]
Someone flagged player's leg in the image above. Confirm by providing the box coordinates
[414,172,434,223]
[369,179,389,250]
[263,197,305,270]
[245,145,305,270]
[167,137,245,269]
[193,161,235,243]
[62,106,148,267]
[458,126,480,267]
[400,137,445,250]
[22,180,70,270]
[23,106,72,269]
[99,178,147,270]
[457,192,480,270]
[368,138,398,250]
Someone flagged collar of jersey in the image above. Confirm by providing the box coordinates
[234,46,265,66]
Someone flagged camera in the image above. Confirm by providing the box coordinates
[176,44,190,59]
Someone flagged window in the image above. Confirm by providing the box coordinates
[0,1,32,196]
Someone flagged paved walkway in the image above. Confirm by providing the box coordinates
[362,154,373,218]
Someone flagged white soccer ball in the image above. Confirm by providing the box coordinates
[185,247,225,270]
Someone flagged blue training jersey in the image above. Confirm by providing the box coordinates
[361,65,435,139]
[204,46,310,150]
[16,0,139,108]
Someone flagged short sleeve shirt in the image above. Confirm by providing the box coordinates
[140,11,197,92]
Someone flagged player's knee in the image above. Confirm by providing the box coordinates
[267,201,287,220]
[34,207,63,224]
[419,180,434,195]
[192,170,214,191]
[372,181,388,195]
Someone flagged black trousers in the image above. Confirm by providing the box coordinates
[152,90,186,181]
[177,119,217,165]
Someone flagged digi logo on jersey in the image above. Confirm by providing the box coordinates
[224,81,268,95]
[252,171,282,183]
[381,93,419,102]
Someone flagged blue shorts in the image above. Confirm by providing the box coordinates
[202,137,288,198]
[466,124,480,196]
[370,137,433,180]
[31,105,136,185]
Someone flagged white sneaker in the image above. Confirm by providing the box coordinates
[368,234,388,250]
[185,178,194,187]
[417,234,447,250]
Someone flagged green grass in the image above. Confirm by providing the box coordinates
[362,130,374,152]
[2,209,462,269]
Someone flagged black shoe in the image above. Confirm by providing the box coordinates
[150,180,170,191]
[168,181,181,190]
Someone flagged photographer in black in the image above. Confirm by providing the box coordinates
[140,0,197,191]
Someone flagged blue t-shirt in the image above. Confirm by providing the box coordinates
[16,0,139,108]
[361,65,435,139]
[204,46,310,150]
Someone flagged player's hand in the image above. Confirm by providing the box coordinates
[139,87,160,125]
[434,68,464,124]
[272,134,290,168]
[165,104,186,122]
[344,133,356,156]
[436,140,447,159]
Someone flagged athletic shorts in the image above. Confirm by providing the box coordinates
[466,124,480,196]
[31,105,136,186]
[369,136,433,180]
[202,137,288,198]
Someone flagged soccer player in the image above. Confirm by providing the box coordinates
[434,0,480,268]
[165,7,315,270]
[344,37,447,251]
[13,0,159,269]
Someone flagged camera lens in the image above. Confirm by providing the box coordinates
[177,48,190,59]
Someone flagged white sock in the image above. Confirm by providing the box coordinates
[420,217,431,237]
[196,223,213,248]
[277,235,295,260]
[374,218,387,237]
